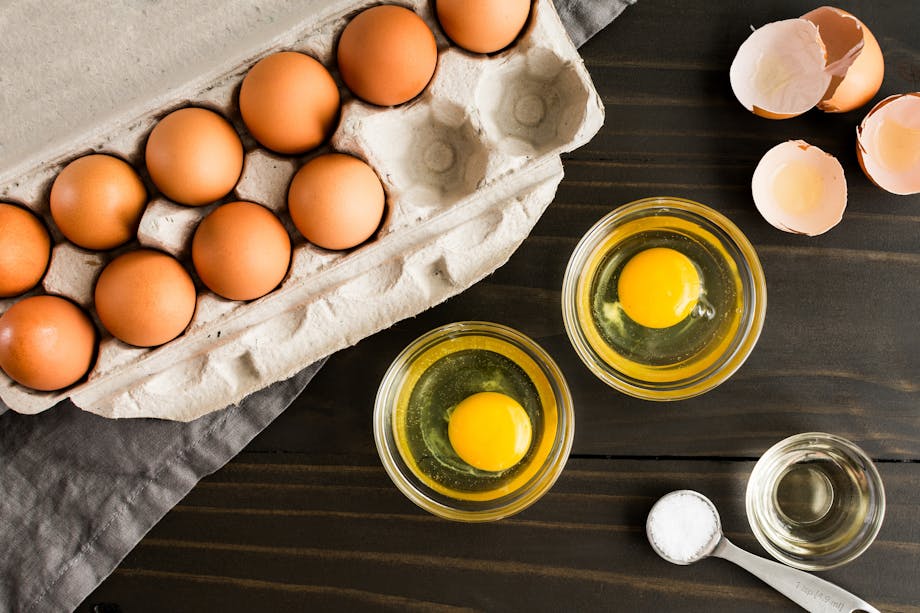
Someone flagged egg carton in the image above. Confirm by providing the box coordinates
[0,0,603,421]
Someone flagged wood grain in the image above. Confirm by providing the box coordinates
[81,0,920,610]
[80,456,920,612]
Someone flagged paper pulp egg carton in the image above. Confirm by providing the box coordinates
[0,0,603,421]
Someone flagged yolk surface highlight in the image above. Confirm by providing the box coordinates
[448,392,532,473]
[617,247,701,329]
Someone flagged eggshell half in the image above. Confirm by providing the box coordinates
[729,19,831,119]
[857,93,920,195]
[802,6,884,113]
[752,140,847,236]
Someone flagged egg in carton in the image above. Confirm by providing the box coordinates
[0,0,604,421]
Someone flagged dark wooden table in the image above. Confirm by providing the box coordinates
[80,1,920,611]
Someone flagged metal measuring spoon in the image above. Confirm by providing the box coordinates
[646,490,880,613]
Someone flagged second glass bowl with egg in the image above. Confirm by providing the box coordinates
[562,197,766,400]
[374,321,574,522]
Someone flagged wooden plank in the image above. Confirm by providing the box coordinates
[78,456,920,612]
[243,292,919,459]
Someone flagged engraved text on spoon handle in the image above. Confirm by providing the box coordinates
[711,537,880,613]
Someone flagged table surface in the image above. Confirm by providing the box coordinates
[81,0,920,611]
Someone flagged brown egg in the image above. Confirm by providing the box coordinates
[50,154,147,250]
[0,295,96,391]
[192,201,291,301]
[95,250,197,347]
[337,6,438,106]
[145,107,243,206]
[436,0,531,54]
[240,51,341,154]
[0,203,51,297]
[288,153,385,251]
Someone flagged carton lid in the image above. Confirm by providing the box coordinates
[0,0,326,180]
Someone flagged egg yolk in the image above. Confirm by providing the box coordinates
[617,247,701,329]
[447,392,532,472]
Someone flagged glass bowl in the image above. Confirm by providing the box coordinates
[374,321,574,522]
[561,196,766,400]
[746,432,886,570]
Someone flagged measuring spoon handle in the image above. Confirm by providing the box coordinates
[711,537,879,613]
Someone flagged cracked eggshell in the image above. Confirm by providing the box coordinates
[730,8,884,118]
[730,19,830,119]
[752,140,847,236]
[802,6,884,113]
[857,93,920,195]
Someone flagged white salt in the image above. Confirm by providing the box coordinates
[647,491,720,563]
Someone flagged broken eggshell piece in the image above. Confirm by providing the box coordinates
[857,93,920,195]
[752,140,847,236]
[729,19,831,119]
[803,6,884,113]
[730,8,883,118]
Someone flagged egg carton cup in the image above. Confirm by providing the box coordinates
[0,0,603,421]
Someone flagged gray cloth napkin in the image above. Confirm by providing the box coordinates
[0,2,634,611]
[555,0,634,47]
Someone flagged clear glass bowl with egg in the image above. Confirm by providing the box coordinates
[561,197,766,400]
[374,321,574,522]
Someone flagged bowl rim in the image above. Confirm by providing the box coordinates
[561,196,767,400]
[373,320,575,522]
[744,432,887,570]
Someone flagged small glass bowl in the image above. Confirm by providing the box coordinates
[746,433,886,570]
[561,197,766,400]
[374,321,574,522]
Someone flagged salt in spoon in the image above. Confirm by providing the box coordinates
[646,490,879,613]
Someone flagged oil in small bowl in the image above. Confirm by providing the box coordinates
[746,433,886,570]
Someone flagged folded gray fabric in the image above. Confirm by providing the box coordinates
[0,361,324,612]
[0,3,633,611]
[555,0,636,47]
